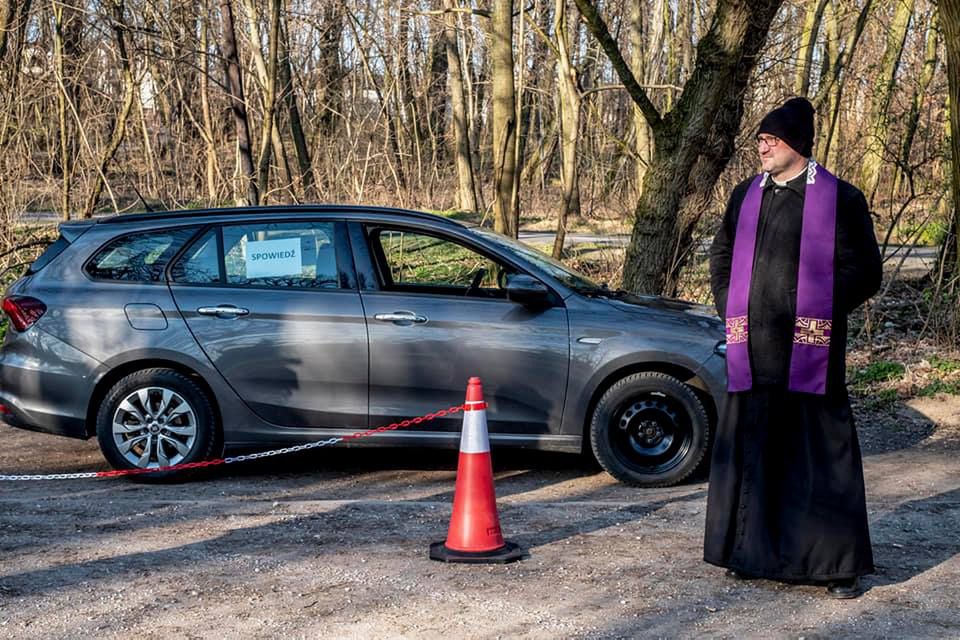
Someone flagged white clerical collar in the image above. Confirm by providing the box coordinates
[760,159,819,188]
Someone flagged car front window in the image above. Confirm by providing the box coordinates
[474,228,601,293]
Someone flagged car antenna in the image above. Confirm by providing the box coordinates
[130,181,155,213]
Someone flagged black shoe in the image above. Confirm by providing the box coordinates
[724,569,755,580]
[826,577,862,599]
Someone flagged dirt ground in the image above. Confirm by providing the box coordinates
[0,390,958,640]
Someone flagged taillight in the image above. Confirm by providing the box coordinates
[2,296,47,332]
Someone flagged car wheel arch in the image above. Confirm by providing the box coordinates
[85,358,222,443]
[579,361,716,454]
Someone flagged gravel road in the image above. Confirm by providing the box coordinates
[0,394,958,639]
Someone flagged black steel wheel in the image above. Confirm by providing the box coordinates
[590,372,710,487]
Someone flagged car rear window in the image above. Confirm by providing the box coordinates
[26,236,71,274]
[85,228,197,282]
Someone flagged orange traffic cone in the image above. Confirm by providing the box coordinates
[429,377,523,564]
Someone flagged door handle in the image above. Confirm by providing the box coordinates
[197,305,250,317]
[374,311,428,324]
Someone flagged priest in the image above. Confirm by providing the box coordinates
[704,97,882,599]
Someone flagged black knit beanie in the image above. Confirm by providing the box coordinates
[757,97,815,157]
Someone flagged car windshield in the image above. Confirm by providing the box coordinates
[474,228,602,293]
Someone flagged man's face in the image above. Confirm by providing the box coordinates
[757,133,805,176]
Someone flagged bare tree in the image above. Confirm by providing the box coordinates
[252,0,282,204]
[278,13,314,199]
[0,0,31,74]
[200,6,221,203]
[892,8,940,198]
[0,1,13,62]
[443,0,479,213]
[553,0,581,258]
[860,0,916,205]
[220,0,258,205]
[0,0,951,313]
[794,0,829,96]
[52,0,82,219]
[939,0,960,287]
[629,1,653,198]
[574,0,785,295]
[490,0,520,236]
[82,0,136,218]
[814,0,875,168]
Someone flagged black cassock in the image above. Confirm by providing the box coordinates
[703,170,882,582]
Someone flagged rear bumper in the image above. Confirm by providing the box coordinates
[0,327,101,440]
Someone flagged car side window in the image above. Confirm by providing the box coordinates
[86,227,197,282]
[170,228,219,284]
[221,221,340,289]
[372,228,511,297]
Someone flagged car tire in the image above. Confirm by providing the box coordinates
[96,368,220,482]
[590,371,710,487]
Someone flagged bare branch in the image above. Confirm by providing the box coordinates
[571,0,663,132]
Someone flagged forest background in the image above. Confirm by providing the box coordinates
[0,0,959,361]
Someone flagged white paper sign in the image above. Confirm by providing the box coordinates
[245,238,302,279]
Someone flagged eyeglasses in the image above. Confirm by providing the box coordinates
[756,134,781,149]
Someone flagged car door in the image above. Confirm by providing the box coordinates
[351,222,569,436]
[168,219,368,428]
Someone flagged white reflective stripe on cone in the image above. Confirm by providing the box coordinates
[459,407,491,454]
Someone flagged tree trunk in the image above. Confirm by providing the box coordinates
[279,14,314,200]
[490,0,519,237]
[396,6,421,190]
[6,0,30,89]
[816,0,874,168]
[311,4,343,195]
[136,85,160,193]
[553,0,581,259]
[0,0,30,87]
[860,0,916,205]
[200,7,220,203]
[345,9,407,195]
[219,0,258,206]
[679,0,695,83]
[241,0,283,204]
[315,4,342,136]
[794,0,828,96]
[425,18,448,172]
[0,0,13,62]
[669,37,768,295]
[893,10,939,197]
[630,0,653,198]
[664,0,678,110]
[575,0,784,295]
[510,0,528,228]
[52,0,82,220]
[465,12,485,194]
[82,0,135,218]
[938,0,960,286]
[52,0,71,220]
[443,0,478,213]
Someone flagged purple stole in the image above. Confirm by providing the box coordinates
[725,163,838,395]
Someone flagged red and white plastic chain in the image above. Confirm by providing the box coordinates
[0,404,466,481]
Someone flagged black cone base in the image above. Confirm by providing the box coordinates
[429,540,524,564]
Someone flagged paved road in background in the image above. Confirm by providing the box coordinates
[15,211,938,269]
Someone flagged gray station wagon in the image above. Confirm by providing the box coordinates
[0,206,727,486]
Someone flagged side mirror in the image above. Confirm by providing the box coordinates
[505,274,550,306]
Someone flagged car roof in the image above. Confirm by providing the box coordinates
[94,204,471,228]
